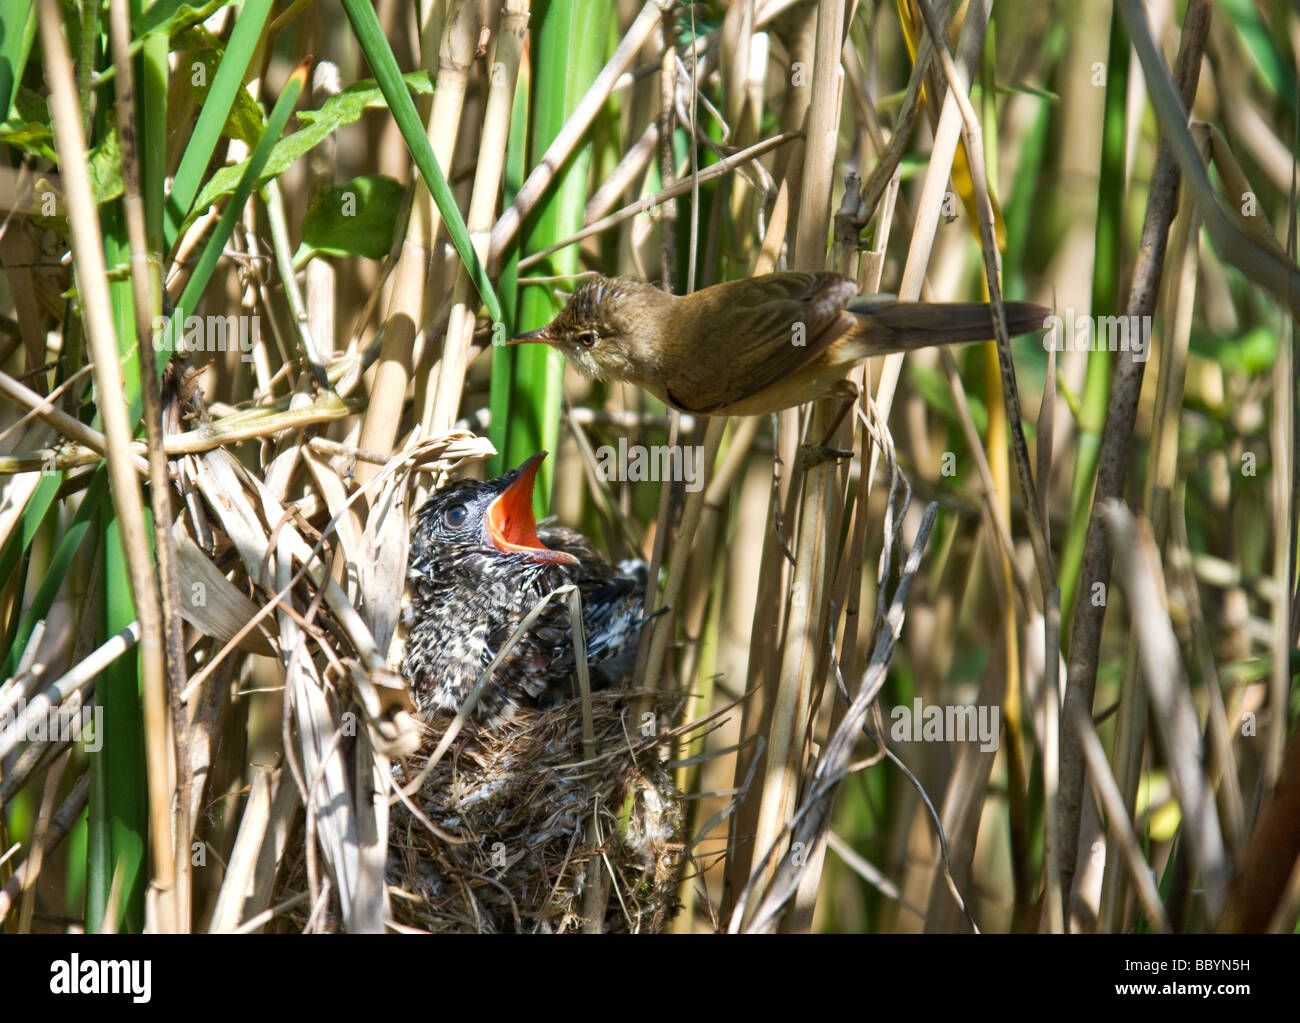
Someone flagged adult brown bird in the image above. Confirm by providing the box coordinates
[508,271,1049,417]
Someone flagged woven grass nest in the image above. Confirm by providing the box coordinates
[389,688,687,933]
[278,687,689,933]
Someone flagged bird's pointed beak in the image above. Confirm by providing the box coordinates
[506,325,555,346]
[485,452,579,564]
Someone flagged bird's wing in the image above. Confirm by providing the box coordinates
[664,271,860,413]
[539,528,648,668]
[486,610,565,703]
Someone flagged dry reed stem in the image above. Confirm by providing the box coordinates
[0,392,356,473]
[1101,502,1229,923]
[107,0,195,927]
[1060,0,1211,912]
[796,174,900,929]
[412,0,482,436]
[0,368,147,471]
[0,623,141,765]
[914,0,1061,927]
[305,61,340,363]
[1099,129,1207,930]
[915,0,1052,582]
[489,0,671,266]
[835,0,995,931]
[518,129,801,271]
[263,180,330,389]
[869,0,986,489]
[741,0,847,933]
[0,774,89,924]
[427,0,528,437]
[640,420,727,694]
[356,1,475,482]
[1065,693,1171,932]
[733,497,940,932]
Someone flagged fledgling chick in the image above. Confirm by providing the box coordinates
[401,452,645,728]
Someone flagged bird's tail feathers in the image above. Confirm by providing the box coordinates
[847,299,1050,354]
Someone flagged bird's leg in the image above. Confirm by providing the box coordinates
[798,381,859,469]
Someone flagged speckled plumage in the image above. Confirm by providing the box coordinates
[401,457,645,729]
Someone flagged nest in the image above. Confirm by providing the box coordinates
[387,689,686,933]
[277,688,688,932]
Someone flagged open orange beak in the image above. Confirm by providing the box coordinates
[485,452,578,564]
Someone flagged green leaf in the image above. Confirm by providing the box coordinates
[1217,0,1296,111]
[1,473,105,680]
[0,471,62,630]
[90,0,232,91]
[13,84,48,124]
[0,117,55,160]
[163,0,275,247]
[89,126,124,205]
[0,0,37,122]
[0,85,55,159]
[174,28,268,147]
[181,71,436,238]
[160,62,307,364]
[300,174,405,261]
[132,0,229,40]
[25,125,127,234]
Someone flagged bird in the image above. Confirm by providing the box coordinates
[508,271,1050,418]
[400,451,646,729]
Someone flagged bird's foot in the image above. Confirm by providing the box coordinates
[799,442,854,470]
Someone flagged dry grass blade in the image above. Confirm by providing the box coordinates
[1101,501,1229,923]
[733,499,940,933]
[173,532,277,656]
[0,623,138,765]
[1115,0,1300,319]
[1066,691,1171,933]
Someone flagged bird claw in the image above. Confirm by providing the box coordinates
[798,443,854,470]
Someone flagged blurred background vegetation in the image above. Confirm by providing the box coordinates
[0,0,1297,933]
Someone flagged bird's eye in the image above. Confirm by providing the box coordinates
[577,330,598,348]
[444,503,468,528]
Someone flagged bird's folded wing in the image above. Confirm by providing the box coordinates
[666,272,860,413]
